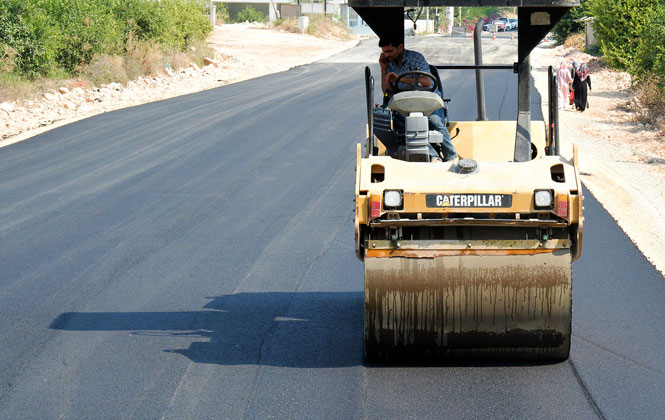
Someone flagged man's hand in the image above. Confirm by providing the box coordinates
[379,53,388,71]
[386,74,431,90]
[382,72,398,96]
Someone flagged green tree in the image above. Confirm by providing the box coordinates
[634,3,665,81]
[551,0,590,44]
[588,0,659,71]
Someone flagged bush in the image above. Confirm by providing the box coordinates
[551,0,590,44]
[0,0,212,79]
[111,0,210,50]
[0,0,62,78]
[235,6,265,23]
[40,0,123,73]
[634,4,665,83]
[155,0,212,49]
[588,0,659,71]
[0,43,17,75]
[109,0,163,43]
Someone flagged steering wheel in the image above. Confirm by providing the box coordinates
[391,71,438,94]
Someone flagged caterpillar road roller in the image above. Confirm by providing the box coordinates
[352,0,583,362]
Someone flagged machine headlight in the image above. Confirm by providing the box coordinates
[383,190,403,208]
[534,189,554,209]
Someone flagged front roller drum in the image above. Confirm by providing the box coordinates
[364,251,572,362]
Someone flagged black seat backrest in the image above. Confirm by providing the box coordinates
[429,64,444,97]
[428,64,449,123]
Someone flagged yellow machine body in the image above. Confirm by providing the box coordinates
[355,120,583,362]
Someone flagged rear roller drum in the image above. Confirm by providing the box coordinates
[364,251,572,363]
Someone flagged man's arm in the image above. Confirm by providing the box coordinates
[409,50,434,89]
[395,76,432,88]
[379,52,392,92]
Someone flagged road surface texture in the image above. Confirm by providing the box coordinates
[1,38,664,419]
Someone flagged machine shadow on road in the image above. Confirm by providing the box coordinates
[49,292,366,368]
[49,291,567,369]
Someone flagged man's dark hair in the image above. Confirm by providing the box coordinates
[378,31,403,48]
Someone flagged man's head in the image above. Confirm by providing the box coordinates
[379,32,404,63]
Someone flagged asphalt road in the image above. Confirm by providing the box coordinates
[1,37,664,420]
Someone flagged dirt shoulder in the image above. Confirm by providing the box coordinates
[531,42,665,276]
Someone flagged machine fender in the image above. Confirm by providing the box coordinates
[355,143,364,260]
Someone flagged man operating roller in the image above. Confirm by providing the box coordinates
[378,32,457,162]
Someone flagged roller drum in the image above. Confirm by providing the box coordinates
[364,250,572,362]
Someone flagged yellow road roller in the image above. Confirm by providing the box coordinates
[352,0,583,362]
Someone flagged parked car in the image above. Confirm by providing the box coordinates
[483,17,513,32]
[493,19,507,31]
[506,18,518,30]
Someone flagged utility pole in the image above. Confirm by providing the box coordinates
[209,0,216,25]
[447,6,454,34]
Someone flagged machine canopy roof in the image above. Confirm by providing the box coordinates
[350,2,577,60]
[348,0,578,6]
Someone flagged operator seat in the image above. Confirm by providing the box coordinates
[429,64,449,123]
